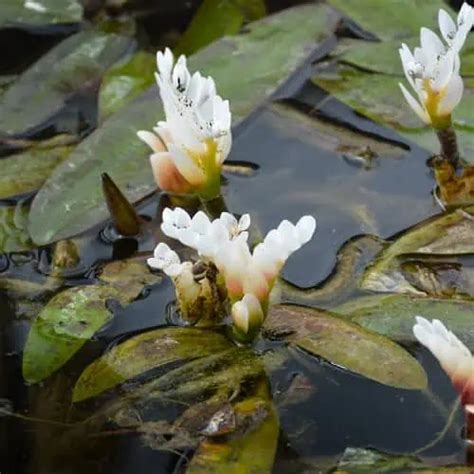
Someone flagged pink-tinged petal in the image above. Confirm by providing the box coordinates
[137,130,165,153]
[166,143,206,186]
[150,152,193,194]
[232,300,249,334]
[399,83,431,124]
[438,73,464,116]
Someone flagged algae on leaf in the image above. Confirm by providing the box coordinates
[28,4,338,245]
[0,31,134,136]
[0,203,34,253]
[265,305,427,390]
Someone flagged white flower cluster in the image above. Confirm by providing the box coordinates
[137,48,232,198]
[148,208,316,336]
[399,3,474,127]
[414,316,474,413]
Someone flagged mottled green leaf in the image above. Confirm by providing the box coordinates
[72,328,233,402]
[23,285,120,383]
[0,145,73,199]
[327,0,451,41]
[0,0,82,29]
[334,294,474,349]
[0,31,134,136]
[187,396,278,474]
[28,4,338,245]
[98,51,155,122]
[176,0,266,55]
[265,305,427,390]
[361,206,474,293]
[0,203,33,252]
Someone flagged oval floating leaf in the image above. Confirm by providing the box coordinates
[334,294,474,349]
[28,4,338,245]
[0,0,83,29]
[0,31,134,136]
[22,285,120,383]
[0,145,73,199]
[265,305,427,390]
[72,328,233,402]
[361,206,474,293]
[98,51,156,122]
[176,0,266,55]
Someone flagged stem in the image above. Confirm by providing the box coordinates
[436,126,460,167]
[201,194,228,220]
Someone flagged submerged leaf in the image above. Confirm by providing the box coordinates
[176,0,266,55]
[0,31,134,136]
[28,4,338,245]
[265,305,427,390]
[187,396,278,474]
[0,0,83,29]
[361,207,474,294]
[98,51,156,122]
[23,285,120,383]
[334,294,474,349]
[0,203,33,252]
[0,145,73,199]
[72,328,233,402]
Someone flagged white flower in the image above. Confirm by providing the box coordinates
[137,48,232,199]
[413,316,474,412]
[147,242,185,277]
[399,2,473,127]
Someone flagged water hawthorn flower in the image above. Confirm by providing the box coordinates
[399,3,474,129]
[413,317,474,415]
[147,208,316,340]
[137,48,232,200]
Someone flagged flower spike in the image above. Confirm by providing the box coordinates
[138,48,232,200]
[151,208,316,340]
[413,316,474,414]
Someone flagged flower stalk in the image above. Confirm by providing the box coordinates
[436,125,460,167]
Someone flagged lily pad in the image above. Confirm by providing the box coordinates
[334,294,474,349]
[361,206,474,293]
[0,31,134,137]
[28,4,338,245]
[327,0,452,41]
[0,203,33,252]
[187,396,278,474]
[72,328,233,402]
[0,0,83,29]
[23,285,120,383]
[265,305,427,390]
[0,145,73,199]
[98,51,156,122]
[176,0,266,55]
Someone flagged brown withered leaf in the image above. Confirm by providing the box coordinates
[434,159,474,207]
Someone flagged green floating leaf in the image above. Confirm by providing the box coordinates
[0,203,33,252]
[73,328,233,402]
[187,396,278,474]
[327,0,451,41]
[0,145,73,199]
[0,31,134,136]
[334,294,474,349]
[0,0,83,29]
[361,206,474,294]
[176,0,266,56]
[23,285,120,383]
[98,51,156,122]
[265,305,427,390]
[28,4,338,245]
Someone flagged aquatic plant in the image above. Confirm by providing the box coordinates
[399,2,474,164]
[137,48,232,200]
[148,208,316,341]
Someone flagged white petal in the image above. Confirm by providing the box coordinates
[156,48,174,78]
[219,212,238,231]
[420,27,445,58]
[439,9,457,44]
[238,214,251,232]
[399,44,417,89]
[190,211,211,235]
[432,50,454,91]
[296,215,317,244]
[232,300,249,334]
[137,130,164,153]
[399,83,431,124]
[167,143,206,185]
[438,73,464,116]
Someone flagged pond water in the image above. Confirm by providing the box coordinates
[0,0,473,473]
